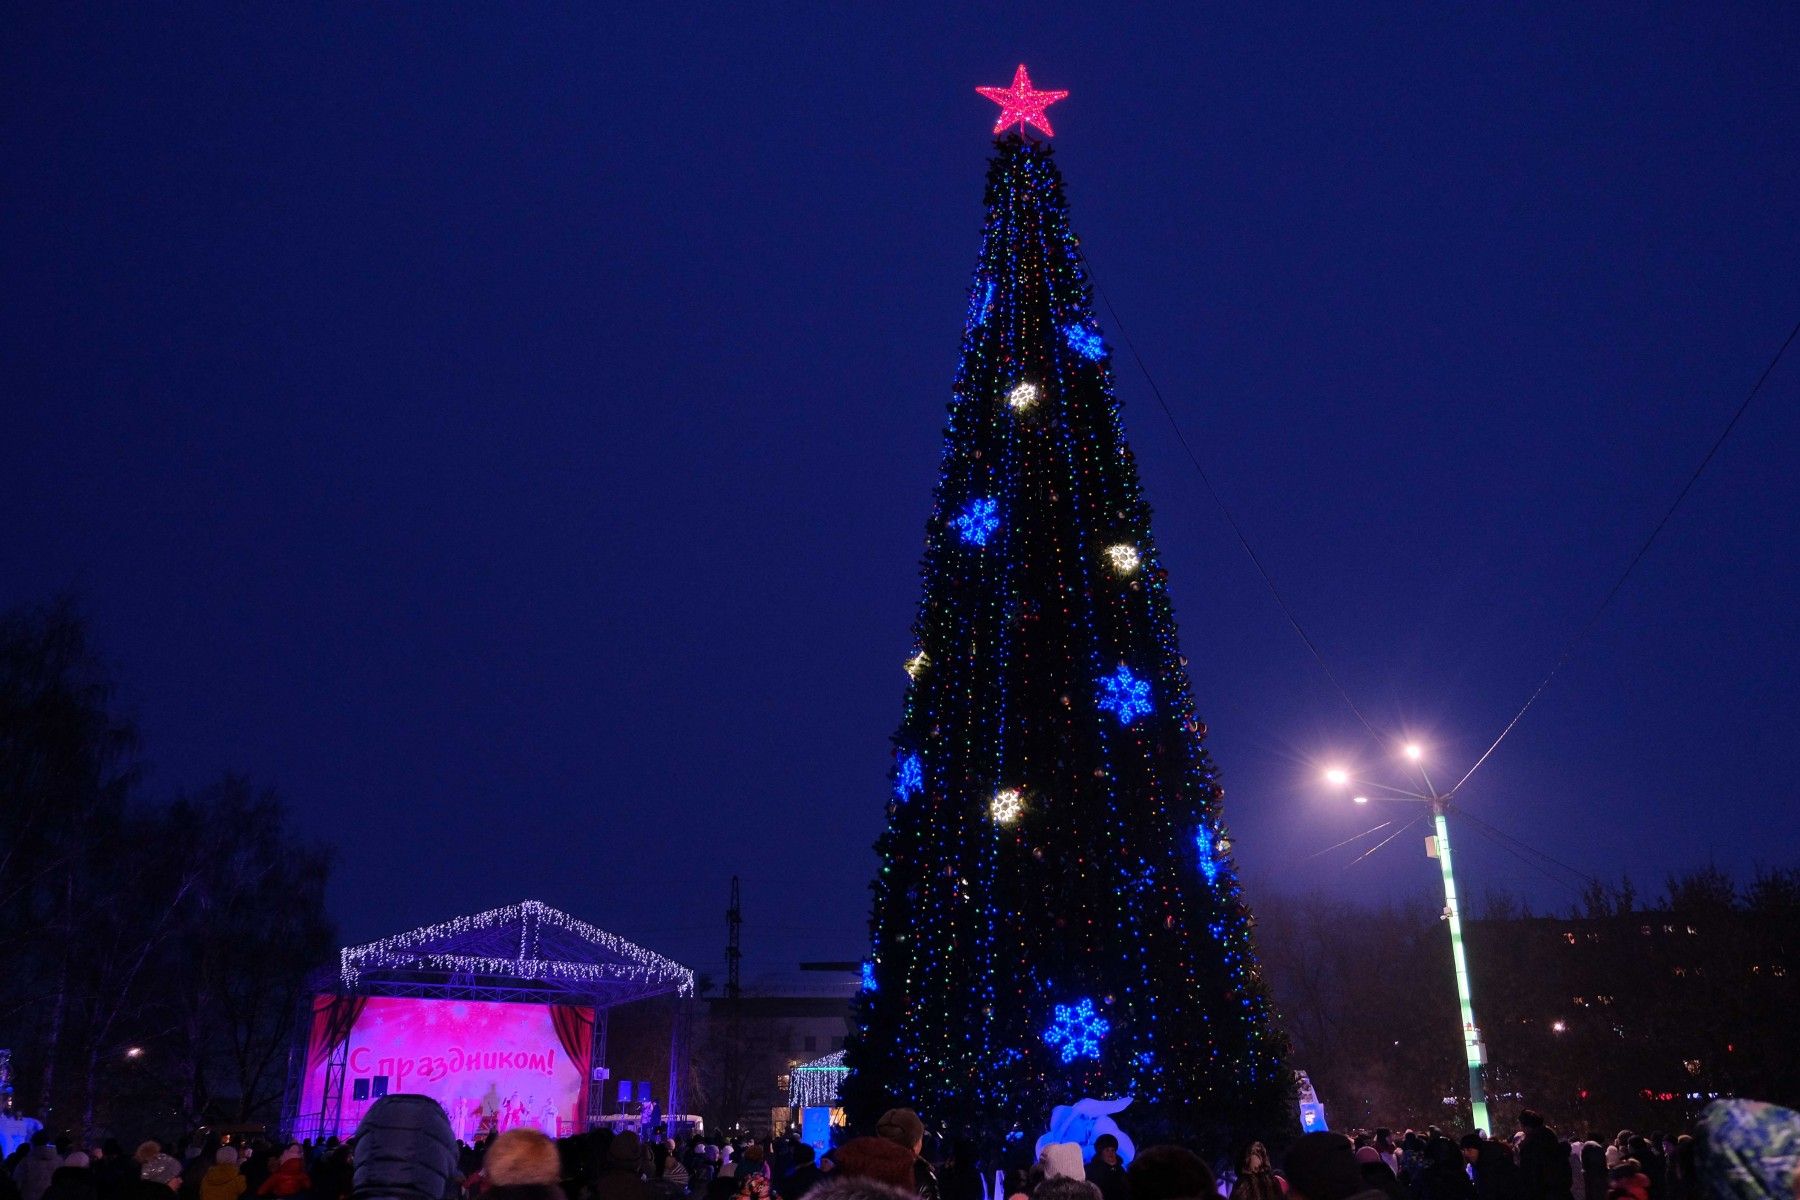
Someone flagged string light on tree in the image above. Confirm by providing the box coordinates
[990,787,1025,825]
[968,279,996,328]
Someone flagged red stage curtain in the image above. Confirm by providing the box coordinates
[550,1005,593,1072]
[310,994,369,1067]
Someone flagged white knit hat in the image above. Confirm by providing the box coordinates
[1040,1143,1086,1180]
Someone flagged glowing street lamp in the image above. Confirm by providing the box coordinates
[1321,744,1491,1136]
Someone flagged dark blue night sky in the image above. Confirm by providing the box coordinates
[5,5,1797,981]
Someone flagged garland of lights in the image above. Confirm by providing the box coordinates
[341,899,695,996]
[788,1050,850,1109]
[848,90,1288,1146]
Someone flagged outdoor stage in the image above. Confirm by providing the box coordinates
[285,900,694,1141]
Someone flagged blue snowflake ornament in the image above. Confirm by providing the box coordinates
[1064,324,1106,360]
[1097,664,1153,725]
[1044,997,1111,1064]
[1194,827,1220,885]
[894,753,924,801]
[953,498,1001,546]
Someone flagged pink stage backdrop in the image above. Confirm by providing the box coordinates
[299,995,592,1140]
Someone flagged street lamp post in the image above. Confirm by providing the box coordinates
[1326,745,1491,1136]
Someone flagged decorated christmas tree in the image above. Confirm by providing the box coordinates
[844,68,1291,1148]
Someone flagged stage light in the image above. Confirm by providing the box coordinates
[1353,795,1369,805]
[1324,768,1349,786]
[1404,743,1423,761]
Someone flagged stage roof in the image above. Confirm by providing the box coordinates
[337,899,695,1008]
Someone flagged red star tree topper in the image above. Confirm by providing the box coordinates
[977,64,1069,137]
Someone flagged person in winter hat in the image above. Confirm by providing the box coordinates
[311,1143,353,1200]
[256,1150,309,1199]
[13,1134,62,1200]
[1282,1135,1383,1200]
[661,1141,691,1192]
[1516,1114,1571,1200]
[1230,1144,1281,1200]
[1605,1166,1649,1200]
[591,1132,649,1200]
[823,1141,917,1195]
[352,1095,459,1200]
[199,1150,245,1200]
[1461,1135,1522,1200]
[874,1112,936,1200]
[1034,1181,1100,1200]
[1126,1147,1215,1200]
[136,1157,184,1200]
[1083,1136,1129,1200]
[1036,1148,1083,1185]
[1696,1101,1800,1200]
[481,1131,563,1200]
[92,1140,138,1200]
[1354,1148,1403,1200]
[1418,1137,1476,1200]
[42,1155,97,1200]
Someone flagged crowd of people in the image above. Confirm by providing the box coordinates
[6,1097,1796,1200]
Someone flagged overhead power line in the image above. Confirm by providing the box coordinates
[1453,808,1599,891]
[1304,819,1395,861]
[1452,813,1590,903]
[1344,814,1427,870]
[1449,316,1800,796]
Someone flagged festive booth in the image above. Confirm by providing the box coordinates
[285,900,693,1141]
